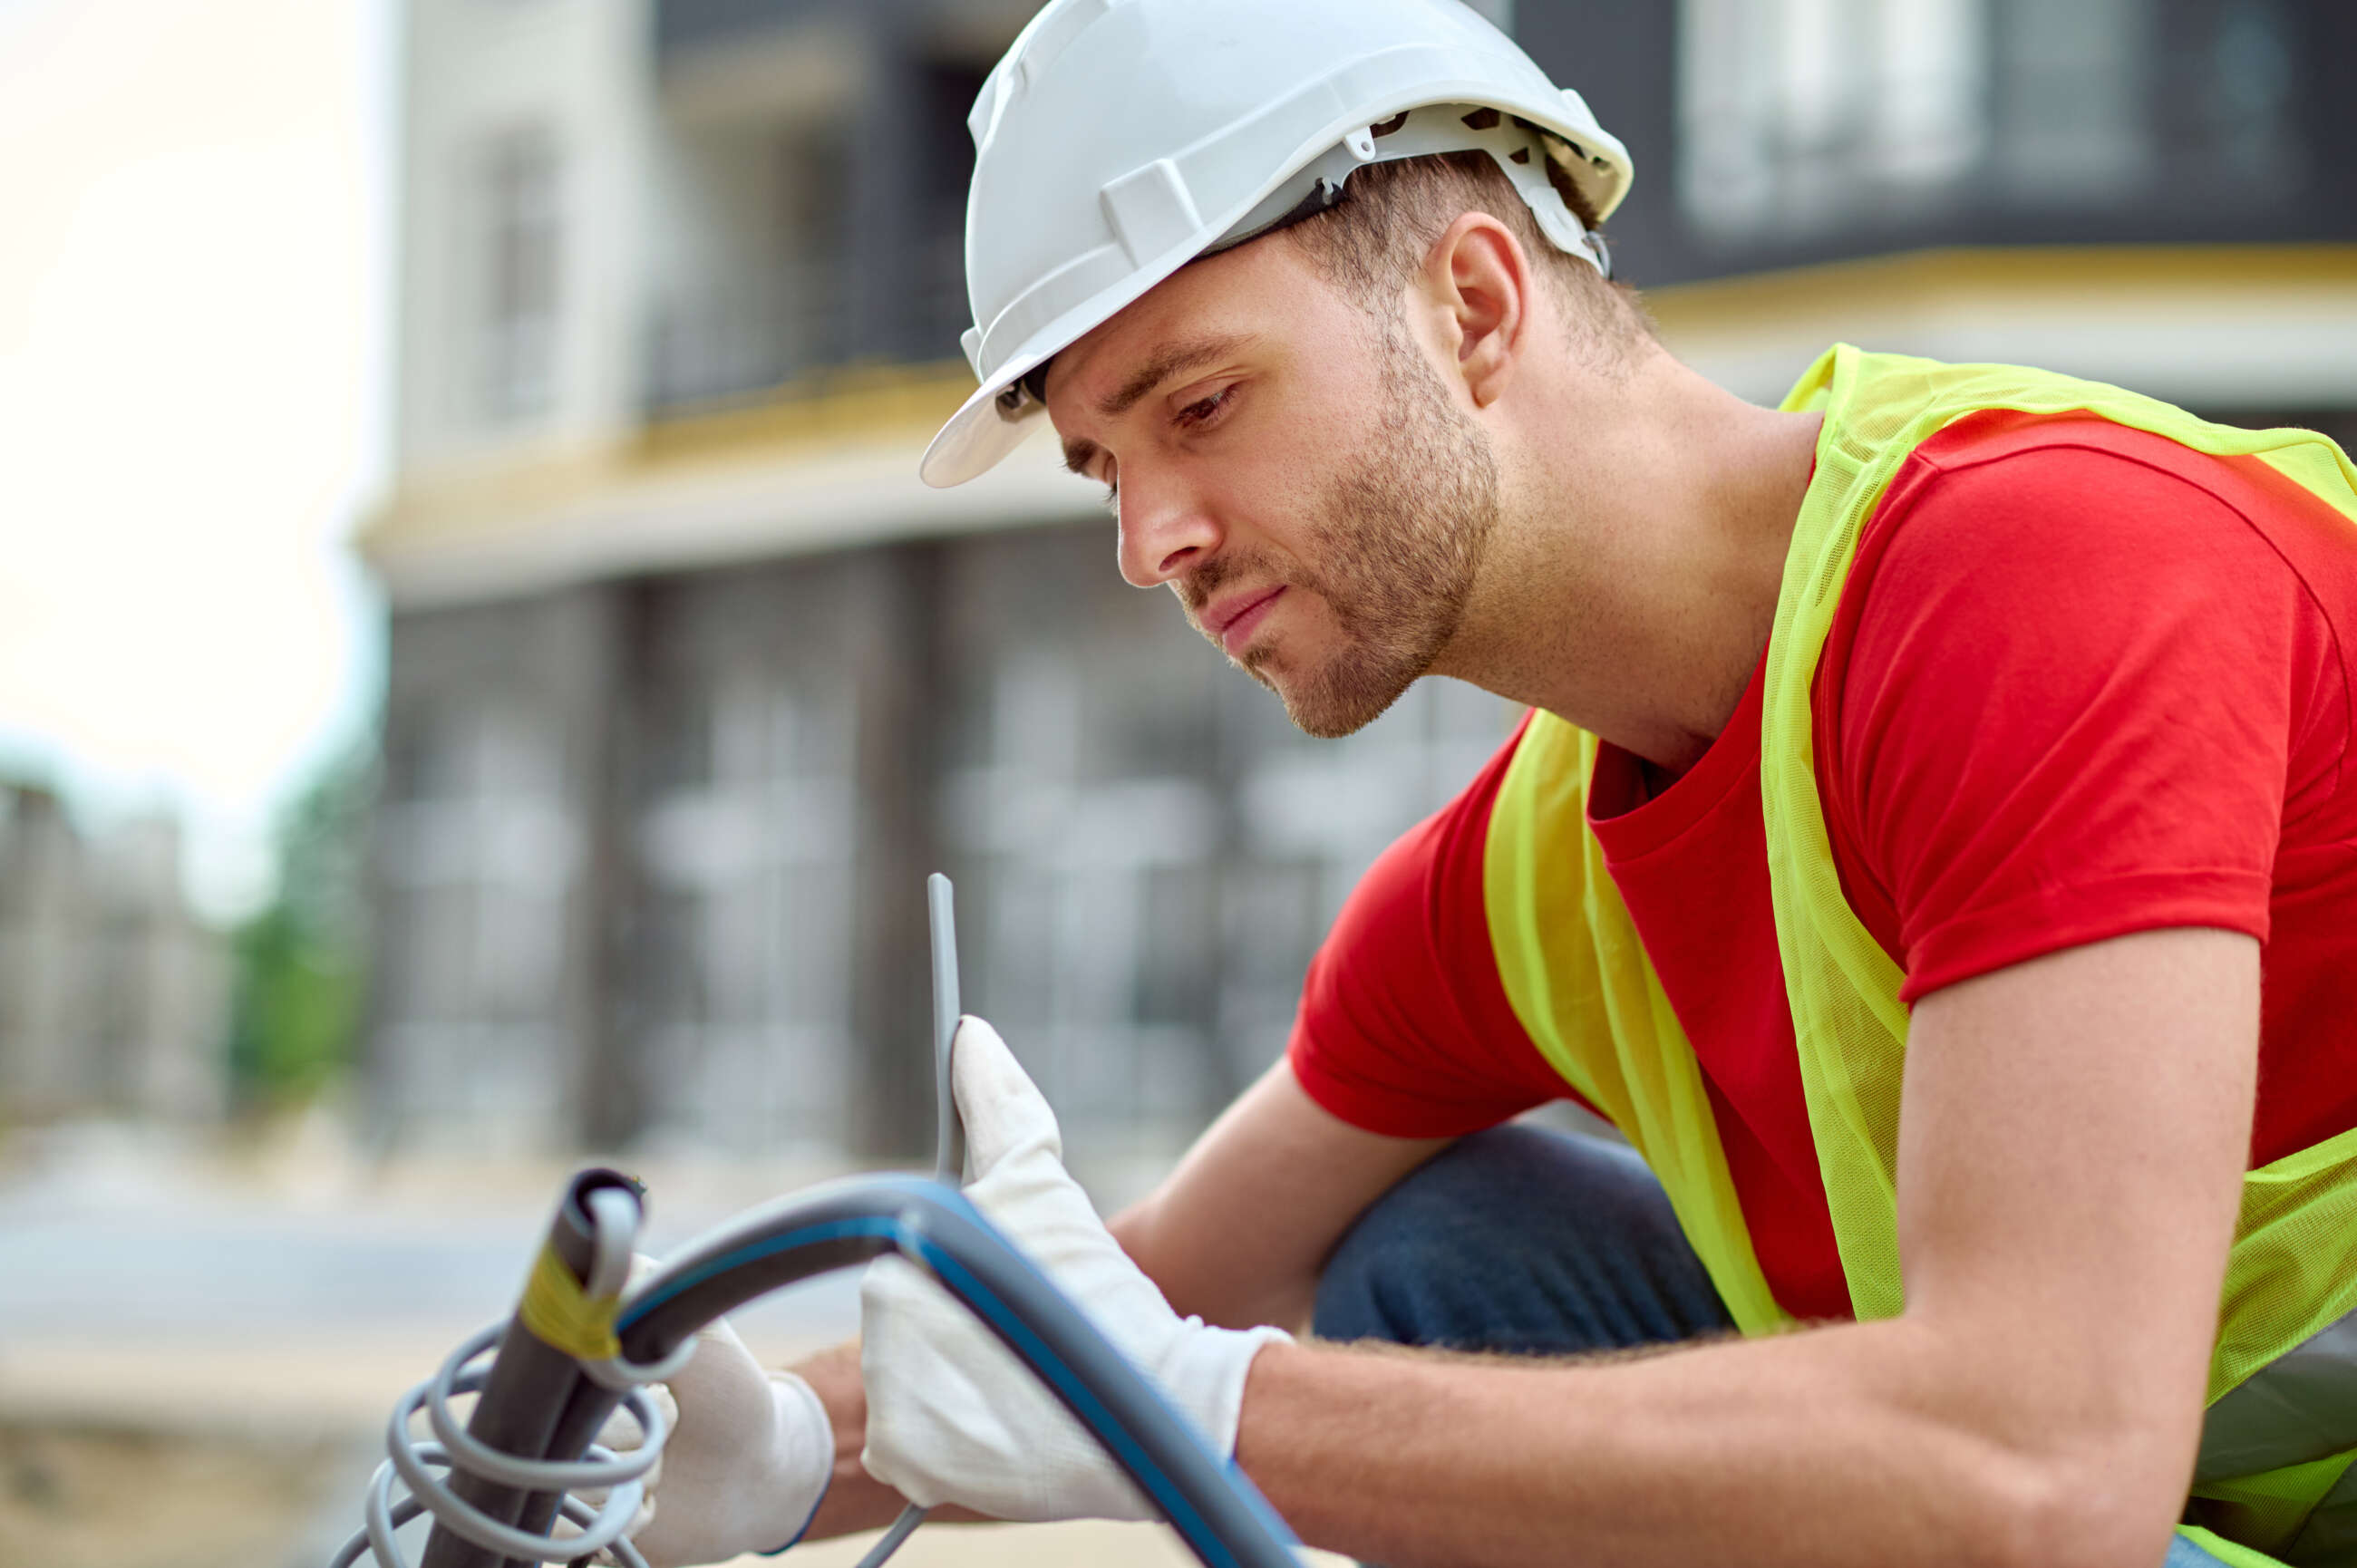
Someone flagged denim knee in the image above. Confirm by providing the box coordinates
[1313,1123,1731,1355]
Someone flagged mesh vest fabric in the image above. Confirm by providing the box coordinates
[1483,719,1788,1338]
[1484,344,2357,1563]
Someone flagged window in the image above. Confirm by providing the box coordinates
[2204,0,2298,193]
[1680,0,1989,237]
[480,126,562,421]
[1991,0,2154,201]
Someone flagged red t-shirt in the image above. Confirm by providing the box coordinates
[1288,411,2357,1322]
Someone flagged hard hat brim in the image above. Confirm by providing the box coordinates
[921,379,1042,490]
[918,244,1196,489]
[921,363,1052,489]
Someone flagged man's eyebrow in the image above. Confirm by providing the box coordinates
[1096,333,1256,421]
[1062,436,1104,479]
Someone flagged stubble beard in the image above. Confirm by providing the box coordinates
[1237,322,1502,739]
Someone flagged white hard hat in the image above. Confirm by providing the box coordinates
[919,0,1633,488]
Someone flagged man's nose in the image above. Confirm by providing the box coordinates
[1115,470,1223,589]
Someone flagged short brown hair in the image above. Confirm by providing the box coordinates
[1278,150,1652,362]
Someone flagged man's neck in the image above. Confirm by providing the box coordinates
[1437,350,1823,774]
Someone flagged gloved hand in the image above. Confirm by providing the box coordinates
[858,1016,1290,1522]
[594,1310,832,1568]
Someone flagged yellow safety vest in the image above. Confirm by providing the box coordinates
[1483,344,2357,1567]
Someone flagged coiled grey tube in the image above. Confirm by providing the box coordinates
[332,1169,664,1568]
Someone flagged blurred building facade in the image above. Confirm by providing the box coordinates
[1546,0,2357,425]
[0,784,228,1124]
[363,0,2356,1161]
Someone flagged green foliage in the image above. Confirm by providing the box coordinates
[228,904,360,1104]
[227,740,376,1108]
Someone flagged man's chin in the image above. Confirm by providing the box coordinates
[1250,648,1421,740]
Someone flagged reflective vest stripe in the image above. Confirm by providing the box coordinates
[1482,719,1789,1338]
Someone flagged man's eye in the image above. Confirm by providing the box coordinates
[1175,388,1232,428]
[1101,481,1120,516]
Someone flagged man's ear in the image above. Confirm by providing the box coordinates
[1419,212,1530,411]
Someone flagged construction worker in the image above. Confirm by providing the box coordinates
[613,2,2357,1565]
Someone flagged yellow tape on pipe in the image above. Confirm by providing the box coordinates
[517,1241,623,1361]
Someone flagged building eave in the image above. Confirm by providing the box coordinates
[363,363,1100,611]
[1648,243,2357,411]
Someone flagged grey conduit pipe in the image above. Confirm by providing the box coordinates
[852,872,970,1568]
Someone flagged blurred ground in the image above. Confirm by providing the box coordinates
[0,1421,358,1568]
[0,1117,1341,1567]
[0,1418,1262,1568]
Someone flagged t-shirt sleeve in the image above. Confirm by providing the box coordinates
[1285,729,1568,1137]
[1827,431,2312,1003]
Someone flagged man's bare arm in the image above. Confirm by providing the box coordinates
[1231,927,2256,1568]
[1111,1059,1455,1331]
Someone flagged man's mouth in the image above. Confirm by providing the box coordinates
[1203,586,1286,656]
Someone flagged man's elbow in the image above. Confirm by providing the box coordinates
[1965,1433,2190,1568]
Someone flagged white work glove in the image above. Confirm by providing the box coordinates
[858,1016,1290,1522]
[594,1308,832,1568]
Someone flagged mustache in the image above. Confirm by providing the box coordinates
[1178,550,1286,619]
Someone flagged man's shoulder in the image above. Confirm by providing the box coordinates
[1895,407,2354,553]
[1911,405,2210,469]
[1855,408,2339,599]
[1897,409,2255,514]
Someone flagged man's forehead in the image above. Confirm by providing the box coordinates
[1041,240,1289,416]
[1042,304,1185,412]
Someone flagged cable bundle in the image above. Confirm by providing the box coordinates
[327,1321,668,1568]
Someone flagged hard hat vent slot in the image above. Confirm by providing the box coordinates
[1010,0,1120,102]
[968,72,1005,150]
[1101,157,1204,269]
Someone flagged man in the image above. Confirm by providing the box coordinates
[621,3,2357,1565]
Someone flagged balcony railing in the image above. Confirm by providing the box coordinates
[644,235,968,414]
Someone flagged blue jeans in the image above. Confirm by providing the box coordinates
[1311,1125,2229,1568]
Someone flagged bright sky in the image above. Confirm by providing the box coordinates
[0,0,389,918]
